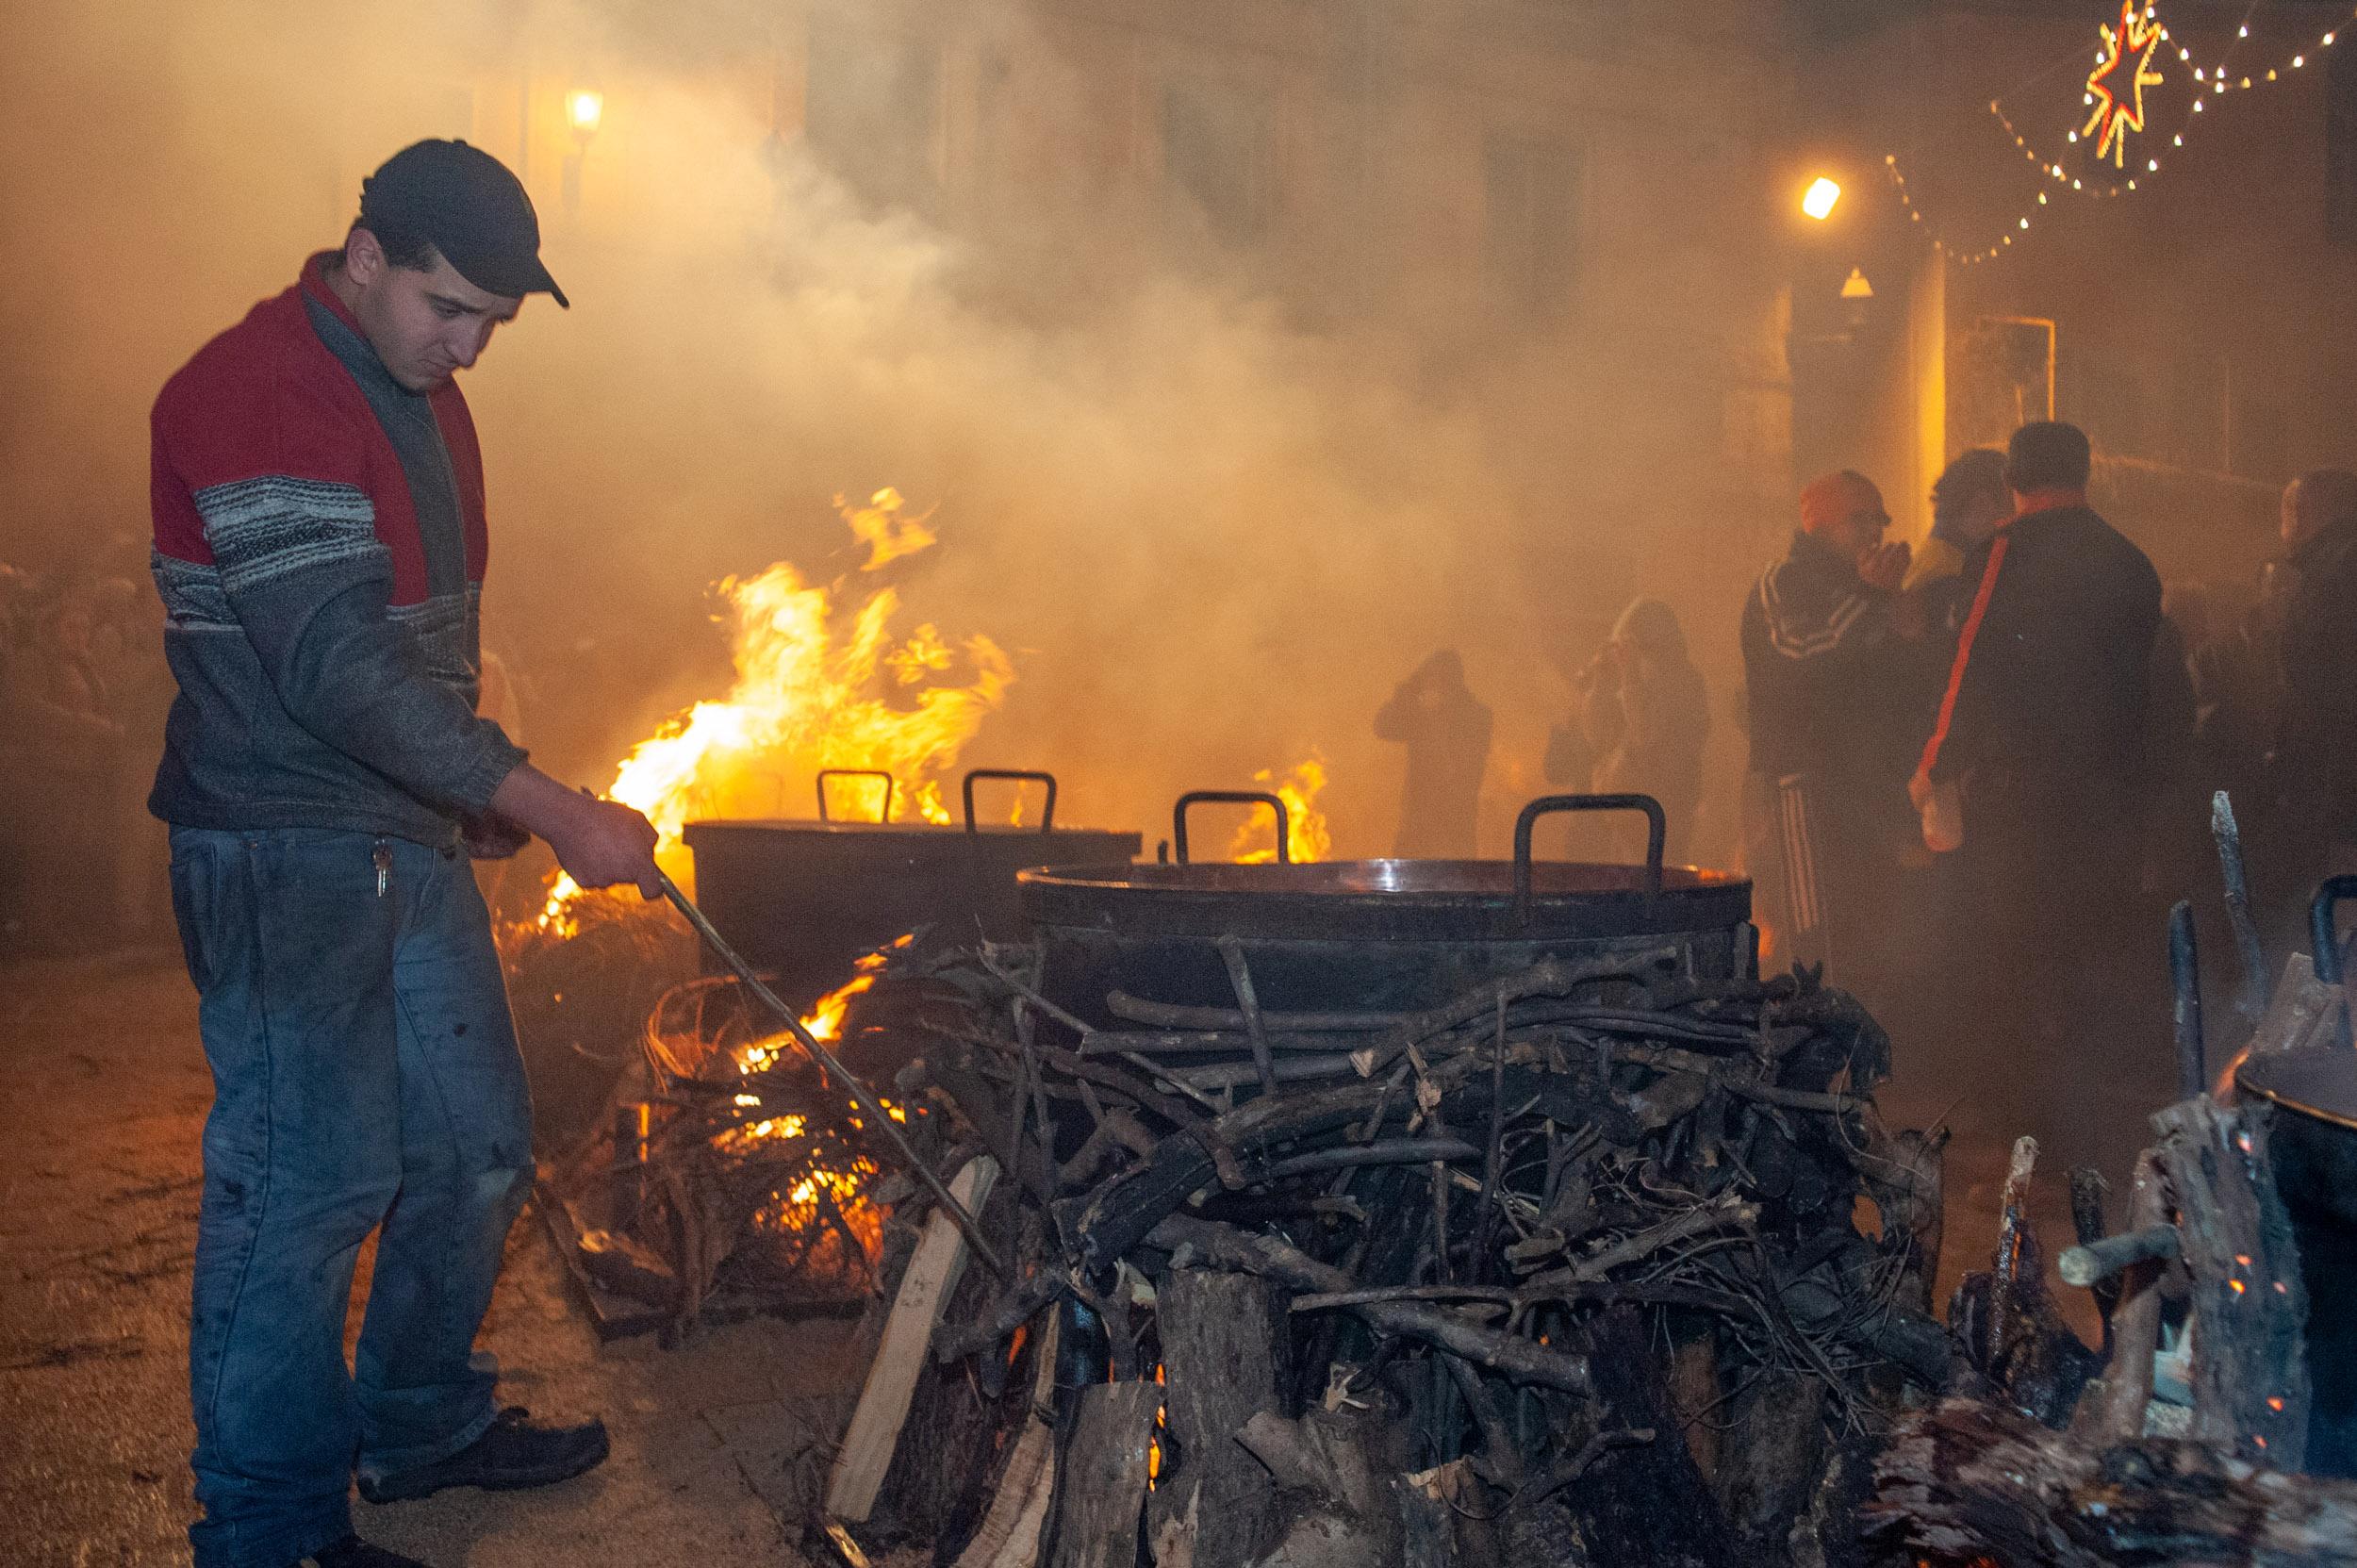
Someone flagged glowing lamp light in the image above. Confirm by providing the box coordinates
[1801,177,1842,221]
[567,88,604,139]
[1839,267,1874,300]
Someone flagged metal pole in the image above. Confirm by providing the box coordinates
[653,870,1008,1279]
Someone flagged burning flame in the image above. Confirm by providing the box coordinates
[720,934,920,1263]
[538,492,1014,933]
[844,486,937,571]
[1231,753,1332,864]
[739,934,915,1072]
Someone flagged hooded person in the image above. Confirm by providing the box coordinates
[1577,598,1711,863]
[1375,648,1493,857]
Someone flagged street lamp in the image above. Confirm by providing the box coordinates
[562,86,602,216]
[566,89,603,142]
[1802,176,1842,222]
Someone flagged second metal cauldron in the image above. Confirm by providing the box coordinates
[684,768,1141,1004]
[1019,793,1754,1030]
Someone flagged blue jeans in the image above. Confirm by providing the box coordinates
[170,827,535,1568]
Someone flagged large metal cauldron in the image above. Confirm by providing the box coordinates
[1020,793,1754,1030]
[684,769,1141,1004]
[2232,874,2357,1475]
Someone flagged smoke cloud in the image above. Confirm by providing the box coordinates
[1,0,1779,863]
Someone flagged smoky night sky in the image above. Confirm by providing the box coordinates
[0,0,1827,866]
[4,1,2349,864]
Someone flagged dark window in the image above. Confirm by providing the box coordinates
[1484,134,1581,318]
[1162,75,1276,250]
[805,14,940,218]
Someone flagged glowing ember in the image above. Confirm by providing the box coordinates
[1230,753,1333,864]
[537,492,1014,933]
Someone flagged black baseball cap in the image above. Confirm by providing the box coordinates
[358,140,569,308]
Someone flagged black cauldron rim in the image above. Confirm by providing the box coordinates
[1017,793,1751,945]
[1018,856,1752,945]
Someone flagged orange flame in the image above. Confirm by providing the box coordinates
[538,495,1013,932]
[1231,753,1332,865]
[737,934,915,1072]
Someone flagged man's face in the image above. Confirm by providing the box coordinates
[342,230,521,393]
[1824,501,1890,564]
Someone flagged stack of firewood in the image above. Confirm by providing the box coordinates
[815,944,1951,1567]
[1867,947,2357,1566]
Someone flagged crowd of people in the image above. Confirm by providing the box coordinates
[1375,421,2357,1163]
[0,559,174,953]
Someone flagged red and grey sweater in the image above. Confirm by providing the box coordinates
[148,254,526,844]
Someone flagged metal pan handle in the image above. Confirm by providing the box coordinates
[1174,790,1290,866]
[964,769,1059,834]
[2311,874,2357,988]
[816,768,895,824]
[1514,793,1666,923]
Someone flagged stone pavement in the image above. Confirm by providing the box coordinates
[0,950,860,1568]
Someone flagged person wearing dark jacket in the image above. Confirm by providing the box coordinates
[1376,649,1492,857]
[2266,469,2357,928]
[1740,470,1919,974]
[1911,422,2162,1084]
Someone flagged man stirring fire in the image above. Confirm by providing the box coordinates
[148,140,663,1568]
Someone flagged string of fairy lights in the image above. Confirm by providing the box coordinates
[1884,2,2356,267]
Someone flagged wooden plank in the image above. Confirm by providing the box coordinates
[826,1156,1000,1523]
[1049,1381,1161,1568]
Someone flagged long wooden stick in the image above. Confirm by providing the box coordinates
[655,870,1007,1279]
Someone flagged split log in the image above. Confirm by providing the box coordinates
[1869,1395,2357,1566]
[1667,1331,1721,1483]
[950,1311,1062,1568]
[1715,1369,1825,1548]
[828,1156,1000,1523]
[1558,1308,1736,1568]
[1785,1432,1875,1568]
[2150,1095,2310,1466]
[1048,1381,1160,1568]
[1397,1459,1475,1568]
[1149,1269,1289,1568]
[949,1419,1056,1568]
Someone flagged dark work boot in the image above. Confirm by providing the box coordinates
[308,1536,434,1568]
[357,1407,611,1505]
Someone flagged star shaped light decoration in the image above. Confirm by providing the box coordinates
[2085,0,2166,168]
